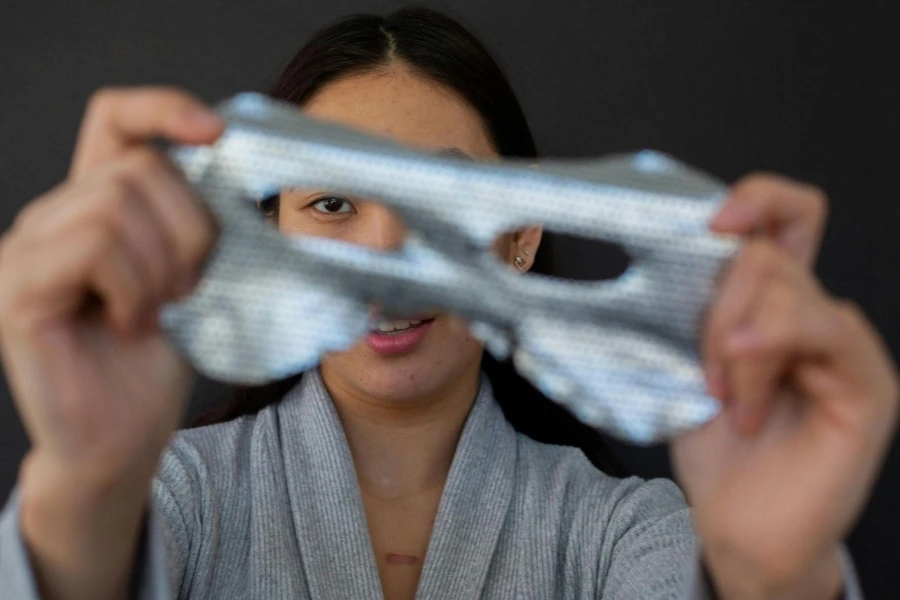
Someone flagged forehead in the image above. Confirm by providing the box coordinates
[302,66,498,160]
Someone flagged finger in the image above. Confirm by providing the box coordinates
[0,224,148,338]
[710,173,828,269]
[116,149,218,292]
[13,176,178,306]
[14,149,215,299]
[702,238,783,402]
[89,234,148,335]
[71,86,223,179]
[67,148,215,295]
[723,280,801,436]
[793,301,900,428]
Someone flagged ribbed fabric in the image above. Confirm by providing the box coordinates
[1,367,864,599]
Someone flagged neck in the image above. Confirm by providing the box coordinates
[321,362,482,500]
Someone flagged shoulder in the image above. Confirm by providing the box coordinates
[511,434,695,593]
[512,432,690,537]
[153,404,281,514]
[164,410,266,471]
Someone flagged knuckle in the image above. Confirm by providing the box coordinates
[766,317,794,354]
[0,253,22,322]
[833,298,865,333]
[771,283,801,338]
[731,171,796,201]
[732,171,774,194]
[99,179,137,227]
[11,195,49,234]
[805,184,829,221]
[0,232,13,272]
[157,84,192,102]
[740,239,781,277]
[86,86,123,117]
[10,205,35,233]
[181,205,216,264]
[90,218,120,253]
[182,236,210,274]
[770,278,799,308]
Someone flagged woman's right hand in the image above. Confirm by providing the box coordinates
[0,87,223,599]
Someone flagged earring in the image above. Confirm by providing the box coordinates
[514,255,527,270]
[522,248,531,257]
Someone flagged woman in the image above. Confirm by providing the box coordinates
[0,6,896,600]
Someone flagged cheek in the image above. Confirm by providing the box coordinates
[434,313,482,353]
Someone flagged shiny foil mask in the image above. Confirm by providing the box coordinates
[161,93,740,444]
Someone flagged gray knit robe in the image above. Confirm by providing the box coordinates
[1,367,862,598]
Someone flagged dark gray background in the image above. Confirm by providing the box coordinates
[1,0,897,596]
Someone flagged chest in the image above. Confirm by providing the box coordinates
[361,489,443,600]
[190,460,589,600]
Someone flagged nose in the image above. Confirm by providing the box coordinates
[354,203,408,252]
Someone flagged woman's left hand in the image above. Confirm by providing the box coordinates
[671,174,900,599]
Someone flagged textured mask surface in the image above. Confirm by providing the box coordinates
[161,93,740,444]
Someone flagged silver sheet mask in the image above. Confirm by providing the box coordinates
[161,93,741,444]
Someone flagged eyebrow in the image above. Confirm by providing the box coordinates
[436,147,474,161]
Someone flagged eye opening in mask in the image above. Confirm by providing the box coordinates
[545,232,631,282]
[495,228,632,282]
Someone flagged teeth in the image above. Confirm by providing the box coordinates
[372,318,419,333]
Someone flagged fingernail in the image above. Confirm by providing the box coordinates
[710,206,730,228]
[182,106,222,130]
[726,326,762,353]
[711,201,752,229]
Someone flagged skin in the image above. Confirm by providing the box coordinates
[0,70,895,600]
[279,66,541,598]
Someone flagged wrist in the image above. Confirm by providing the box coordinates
[20,447,158,510]
[701,539,843,600]
[18,451,156,600]
[20,455,151,555]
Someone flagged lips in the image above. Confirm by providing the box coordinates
[365,317,435,356]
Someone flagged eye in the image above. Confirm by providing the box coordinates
[310,196,354,215]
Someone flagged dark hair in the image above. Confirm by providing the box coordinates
[193,5,627,477]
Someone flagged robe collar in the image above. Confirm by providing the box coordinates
[277,366,518,600]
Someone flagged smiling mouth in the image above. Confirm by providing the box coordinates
[364,311,436,356]
[367,303,439,334]
[367,315,436,335]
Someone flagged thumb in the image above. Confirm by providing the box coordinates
[710,173,827,269]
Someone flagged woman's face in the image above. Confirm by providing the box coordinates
[278,65,541,405]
